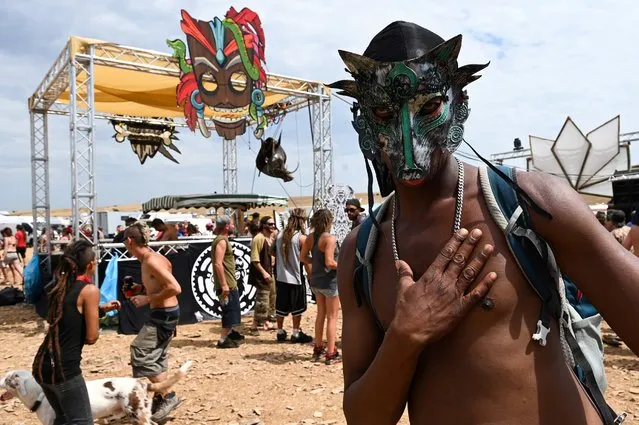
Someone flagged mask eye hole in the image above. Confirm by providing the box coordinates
[230,71,248,93]
[420,96,443,115]
[372,106,394,121]
[200,71,218,93]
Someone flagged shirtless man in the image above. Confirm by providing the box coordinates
[124,221,183,422]
[331,22,638,424]
[152,218,178,241]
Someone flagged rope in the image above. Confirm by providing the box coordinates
[332,92,354,106]
[277,180,298,207]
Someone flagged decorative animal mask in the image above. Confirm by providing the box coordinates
[330,33,488,195]
[255,134,297,182]
[168,8,267,140]
[112,120,181,164]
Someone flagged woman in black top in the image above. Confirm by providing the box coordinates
[32,240,120,424]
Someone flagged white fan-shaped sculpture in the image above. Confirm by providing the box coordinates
[528,116,630,197]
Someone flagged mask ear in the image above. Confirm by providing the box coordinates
[430,34,463,63]
[337,50,379,76]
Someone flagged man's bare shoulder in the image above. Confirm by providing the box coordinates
[146,251,171,270]
[515,168,571,199]
[337,228,359,295]
[341,227,358,256]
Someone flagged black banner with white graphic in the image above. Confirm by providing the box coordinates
[118,239,255,334]
[37,237,314,335]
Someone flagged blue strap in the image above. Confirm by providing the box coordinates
[355,216,375,307]
[486,165,561,328]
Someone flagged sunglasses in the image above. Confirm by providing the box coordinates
[345,207,358,213]
[267,222,276,227]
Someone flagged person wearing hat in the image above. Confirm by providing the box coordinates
[345,198,366,230]
[331,19,633,425]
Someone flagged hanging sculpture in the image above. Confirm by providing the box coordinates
[168,7,268,140]
[111,120,181,164]
[255,133,298,182]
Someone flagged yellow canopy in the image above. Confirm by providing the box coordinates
[52,37,305,120]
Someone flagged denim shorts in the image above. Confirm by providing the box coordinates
[217,288,241,328]
[311,286,339,298]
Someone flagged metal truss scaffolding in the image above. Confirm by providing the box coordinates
[29,36,333,255]
[30,111,51,272]
[311,85,334,209]
[69,46,97,243]
[222,138,238,194]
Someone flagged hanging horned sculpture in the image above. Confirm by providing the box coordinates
[255,134,297,182]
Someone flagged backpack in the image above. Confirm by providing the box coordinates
[354,164,626,425]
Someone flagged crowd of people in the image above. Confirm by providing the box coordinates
[0,226,26,285]
[25,198,367,423]
[212,201,366,367]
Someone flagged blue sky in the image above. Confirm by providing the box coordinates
[1,0,638,210]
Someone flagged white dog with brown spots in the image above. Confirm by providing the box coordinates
[0,360,192,425]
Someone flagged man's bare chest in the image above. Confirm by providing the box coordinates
[368,193,541,334]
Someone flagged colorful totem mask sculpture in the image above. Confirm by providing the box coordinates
[168,7,268,140]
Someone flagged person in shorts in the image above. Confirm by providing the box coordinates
[274,208,313,343]
[301,209,341,364]
[211,216,245,348]
[124,222,183,422]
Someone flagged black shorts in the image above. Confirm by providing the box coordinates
[217,288,241,328]
[276,281,307,317]
[16,247,26,259]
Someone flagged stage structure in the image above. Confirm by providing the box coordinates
[490,116,639,197]
[29,36,333,271]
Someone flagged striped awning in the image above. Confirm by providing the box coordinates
[142,193,288,213]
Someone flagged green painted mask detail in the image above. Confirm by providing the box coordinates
[330,34,489,194]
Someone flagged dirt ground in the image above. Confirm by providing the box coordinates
[0,302,637,425]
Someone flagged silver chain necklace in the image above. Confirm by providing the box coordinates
[391,157,465,262]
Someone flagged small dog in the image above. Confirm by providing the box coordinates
[0,360,192,425]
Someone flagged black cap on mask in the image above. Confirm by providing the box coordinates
[363,21,445,62]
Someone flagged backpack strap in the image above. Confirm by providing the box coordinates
[480,164,625,425]
[355,216,374,307]
[480,164,561,345]
[353,195,394,331]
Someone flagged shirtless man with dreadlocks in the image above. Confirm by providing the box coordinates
[124,221,183,422]
[332,22,639,424]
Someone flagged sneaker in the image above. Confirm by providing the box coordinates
[325,350,341,365]
[291,331,313,344]
[217,338,239,349]
[151,393,163,414]
[151,392,183,422]
[312,345,326,362]
[228,330,245,343]
[277,330,288,343]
